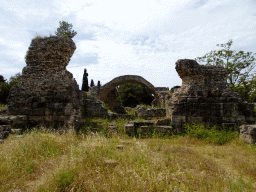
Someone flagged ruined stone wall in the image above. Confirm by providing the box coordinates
[155,91,170,108]
[167,59,255,133]
[7,36,81,128]
[88,86,125,114]
[90,75,162,112]
[135,105,166,118]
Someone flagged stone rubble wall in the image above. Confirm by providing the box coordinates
[167,59,255,133]
[156,91,170,108]
[80,91,109,118]
[7,36,81,128]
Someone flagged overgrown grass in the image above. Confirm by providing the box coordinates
[32,32,55,40]
[1,118,256,191]
[0,102,5,110]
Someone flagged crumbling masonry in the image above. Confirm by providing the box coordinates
[7,36,82,128]
[167,59,255,133]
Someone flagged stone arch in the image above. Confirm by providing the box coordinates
[93,75,161,113]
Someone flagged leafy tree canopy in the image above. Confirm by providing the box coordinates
[0,72,22,105]
[117,83,154,107]
[195,39,256,102]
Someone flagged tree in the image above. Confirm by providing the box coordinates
[0,75,7,84]
[55,21,77,38]
[97,80,101,87]
[81,69,89,92]
[195,39,256,102]
[90,79,95,87]
[117,83,154,107]
[0,72,21,105]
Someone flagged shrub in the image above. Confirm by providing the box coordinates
[55,21,77,38]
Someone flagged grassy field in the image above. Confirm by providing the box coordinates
[0,103,256,191]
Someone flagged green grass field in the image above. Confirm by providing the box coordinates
[0,103,256,191]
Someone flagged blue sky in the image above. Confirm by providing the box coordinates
[1,0,256,90]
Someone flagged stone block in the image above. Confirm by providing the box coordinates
[172,115,186,126]
[239,124,256,144]
[212,110,223,117]
[45,108,53,116]
[140,126,148,135]
[212,103,223,110]
[9,115,27,122]
[222,116,236,123]
[53,109,65,116]
[44,115,53,122]
[31,108,45,116]
[189,116,203,123]
[20,109,31,115]
[154,126,172,135]
[125,124,134,134]
[236,115,246,123]
[52,116,66,122]
[156,118,172,125]
[28,116,43,122]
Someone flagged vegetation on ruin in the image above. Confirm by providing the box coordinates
[1,110,256,191]
[1,37,256,190]
[0,73,21,105]
[195,39,256,103]
[55,21,77,38]
[117,83,155,107]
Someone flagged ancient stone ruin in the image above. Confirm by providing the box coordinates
[89,75,163,113]
[6,35,82,128]
[167,59,255,133]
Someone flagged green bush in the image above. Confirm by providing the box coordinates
[182,121,240,145]
[55,170,74,188]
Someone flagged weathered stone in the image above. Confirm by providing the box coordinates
[109,122,118,136]
[0,105,8,116]
[135,105,166,117]
[167,59,255,133]
[125,107,134,111]
[120,141,133,145]
[156,118,172,125]
[6,36,81,129]
[240,124,256,144]
[11,129,23,135]
[83,98,108,118]
[89,75,163,110]
[0,125,10,139]
[116,145,125,149]
[139,125,172,135]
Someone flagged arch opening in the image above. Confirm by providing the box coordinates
[96,75,161,113]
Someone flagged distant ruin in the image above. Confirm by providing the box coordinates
[7,36,82,128]
[167,59,255,133]
[89,75,163,113]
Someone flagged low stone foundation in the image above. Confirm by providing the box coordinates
[124,120,172,136]
[135,105,166,117]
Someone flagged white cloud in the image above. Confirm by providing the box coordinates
[0,0,255,90]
